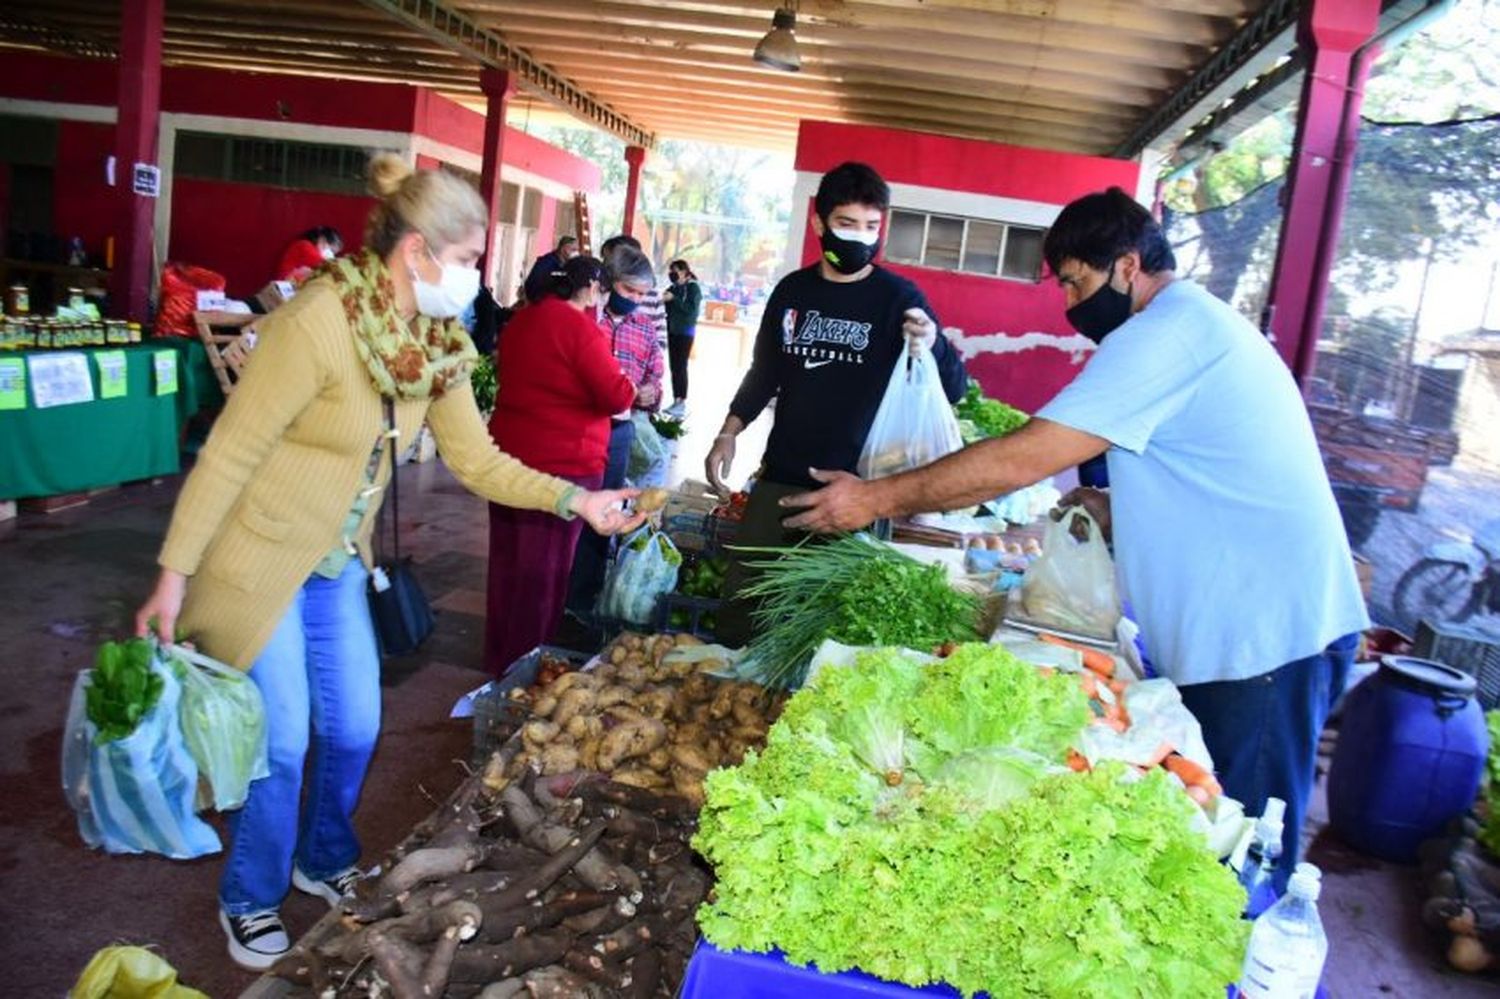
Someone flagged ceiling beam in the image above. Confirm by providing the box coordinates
[354,0,655,148]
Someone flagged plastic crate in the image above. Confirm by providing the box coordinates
[1412,618,1500,709]
[657,591,723,640]
[471,645,591,762]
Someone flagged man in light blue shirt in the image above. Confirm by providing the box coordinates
[781,187,1367,885]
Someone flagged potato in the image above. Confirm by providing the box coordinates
[635,687,674,719]
[609,645,628,665]
[612,765,668,789]
[595,685,635,710]
[635,487,670,514]
[531,692,559,718]
[669,743,713,773]
[539,744,580,776]
[565,714,603,742]
[598,717,668,771]
[708,683,736,720]
[670,766,706,808]
[644,746,671,771]
[730,722,768,742]
[553,687,597,729]
[579,735,602,771]
[522,720,560,752]
[672,722,708,747]
[673,633,704,648]
[681,673,714,703]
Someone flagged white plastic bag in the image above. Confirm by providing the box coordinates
[1014,508,1122,641]
[60,648,221,859]
[627,411,670,487]
[170,644,269,812]
[857,349,964,480]
[599,525,683,625]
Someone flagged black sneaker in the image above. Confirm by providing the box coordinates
[292,865,362,907]
[219,909,290,970]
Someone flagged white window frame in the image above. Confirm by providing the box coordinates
[885,207,1046,284]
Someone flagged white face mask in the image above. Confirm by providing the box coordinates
[412,249,480,319]
[830,227,881,246]
[320,246,337,261]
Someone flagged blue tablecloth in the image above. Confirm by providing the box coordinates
[681,941,971,998]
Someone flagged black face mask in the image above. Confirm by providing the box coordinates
[607,290,640,317]
[819,227,881,275]
[1065,264,1133,344]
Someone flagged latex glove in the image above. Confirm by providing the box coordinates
[706,434,736,496]
[902,307,937,357]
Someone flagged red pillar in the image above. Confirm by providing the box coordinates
[1262,0,1380,382]
[110,0,164,323]
[477,69,515,290]
[622,145,647,240]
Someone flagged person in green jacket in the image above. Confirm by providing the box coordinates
[662,258,702,415]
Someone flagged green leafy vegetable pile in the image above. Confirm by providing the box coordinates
[695,644,1248,998]
[470,354,497,415]
[954,379,1028,442]
[650,413,687,439]
[739,536,983,688]
[85,638,165,744]
[1482,710,1500,856]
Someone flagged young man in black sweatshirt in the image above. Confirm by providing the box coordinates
[706,161,968,645]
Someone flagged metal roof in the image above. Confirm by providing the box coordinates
[2,0,1304,155]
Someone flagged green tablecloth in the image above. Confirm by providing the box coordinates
[0,344,182,500]
[162,337,224,423]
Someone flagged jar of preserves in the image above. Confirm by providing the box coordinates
[127,322,142,344]
[6,284,29,317]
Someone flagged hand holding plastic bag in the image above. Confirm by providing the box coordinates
[1014,508,1122,641]
[857,349,964,480]
[170,644,268,811]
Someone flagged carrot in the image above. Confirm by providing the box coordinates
[1102,701,1129,729]
[1066,750,1090,773]
[1039,633,1116,678]
[1078,672,1100,700]
[1163,754,1223,795]
[1186,785,1213,807]
[1106,678,1128,697]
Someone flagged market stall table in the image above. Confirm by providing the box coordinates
[0,342,182,500]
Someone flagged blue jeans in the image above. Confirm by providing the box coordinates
[1178,633,1356,893]
[220,561,382,914]
[567,419,635,616]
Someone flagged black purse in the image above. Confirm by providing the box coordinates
[367,398,435,656]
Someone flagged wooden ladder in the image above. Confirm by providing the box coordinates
[573,190,593,255]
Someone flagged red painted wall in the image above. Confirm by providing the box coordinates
[794,120,1139,413]
[169,179,372,296]
[411,90,602,194]
[52,121,116,261]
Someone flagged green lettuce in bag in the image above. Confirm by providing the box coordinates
[168,645,269,811]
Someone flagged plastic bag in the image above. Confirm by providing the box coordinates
[1014,508,1122,641]
[155,262,226,337]
[857,349,964,480]
[60,647,221,859]
[627,411,671,486]
[170,644,269,812]
[70,945,209,999]
[599,525,682,625]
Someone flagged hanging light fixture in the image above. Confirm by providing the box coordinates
[753,5,801,72]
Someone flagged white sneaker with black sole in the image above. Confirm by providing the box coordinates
[219,909,290,971]
[292,865,362,908]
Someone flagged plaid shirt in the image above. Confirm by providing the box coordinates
[599,310,664,413]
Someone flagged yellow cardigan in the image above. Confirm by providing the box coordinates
[159,280,572,669]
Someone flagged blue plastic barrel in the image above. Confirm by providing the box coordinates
[1327,656,1489,863]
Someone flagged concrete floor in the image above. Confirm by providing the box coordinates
[1,328,1494,997]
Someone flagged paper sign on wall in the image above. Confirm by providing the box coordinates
[96,351,128,399]
[153,350,179,395]
[28,353,94,408]
[0,357,25,411]
[133,163,161,198]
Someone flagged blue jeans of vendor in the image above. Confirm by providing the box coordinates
[220,561,380,913]
[1179,634,1357,893]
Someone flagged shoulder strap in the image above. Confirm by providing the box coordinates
[385,396,401,562]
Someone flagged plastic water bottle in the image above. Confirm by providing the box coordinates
[1237,863,1328,999]
[1239,797,1286,917]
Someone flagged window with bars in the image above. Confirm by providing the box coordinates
[885,208,1046,282]
[174,132,388,196]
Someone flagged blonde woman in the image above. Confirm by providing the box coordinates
[133,154,641,970]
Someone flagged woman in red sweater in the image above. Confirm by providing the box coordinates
[485,255,636,674]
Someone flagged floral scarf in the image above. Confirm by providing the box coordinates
[322,250,477,400]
